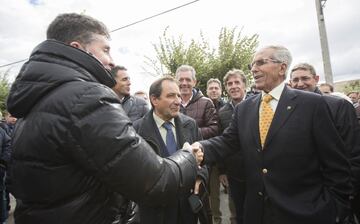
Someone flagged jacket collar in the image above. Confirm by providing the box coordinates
[31,40,116,88]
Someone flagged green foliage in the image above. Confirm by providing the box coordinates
[343,80,360,94]
[146,26,259,93]
[0,69,11,115]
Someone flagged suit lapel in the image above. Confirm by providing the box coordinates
[265,86,297,147]
[139,112,167,156]
[174,116,185,150]
[250,94,262,148]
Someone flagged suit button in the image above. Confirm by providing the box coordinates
[258,191,263,196]
[256,148,261,152]
[262,168,268,174]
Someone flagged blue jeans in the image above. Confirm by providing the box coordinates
[228,176,246,224]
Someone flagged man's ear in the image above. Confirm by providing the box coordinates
[69,41,84,50]
[150,95,158,107]
[314,75,320,83]
[279,63,287,77]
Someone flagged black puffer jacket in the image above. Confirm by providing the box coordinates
[122,95,149,122]
[7,40,197,224]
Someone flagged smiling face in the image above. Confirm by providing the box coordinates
[250,48,287,93]
[113,69,131,98]
[177,70,196,97]
[290,69,319,92]
[225,75,246,103]
[151,80,181,121]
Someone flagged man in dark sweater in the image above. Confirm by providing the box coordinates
[110,66,149,122]
[217,69,247,224]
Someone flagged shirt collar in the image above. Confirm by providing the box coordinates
[181,92,193,107]
[261,82,285,101]
[152,112,175,129]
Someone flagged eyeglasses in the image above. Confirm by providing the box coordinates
[248,58,283,70]
[290,76,313,83]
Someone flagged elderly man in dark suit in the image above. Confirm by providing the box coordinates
[192,45,352,224]
[134,76,208,224]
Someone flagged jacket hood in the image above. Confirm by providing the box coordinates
[190,88,204,103]
[7,40,116,118]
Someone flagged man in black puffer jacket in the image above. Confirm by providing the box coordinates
[6,13,201,224]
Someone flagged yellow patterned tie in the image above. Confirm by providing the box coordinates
[259,94,274,148]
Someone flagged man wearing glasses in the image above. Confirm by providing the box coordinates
[192,46,352,224]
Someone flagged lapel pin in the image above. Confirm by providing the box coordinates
[287,106,292,110]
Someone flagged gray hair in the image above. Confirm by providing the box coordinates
[175,65,196,80]
[262,45,292,74]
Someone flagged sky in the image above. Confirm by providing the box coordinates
[0,0,359,94]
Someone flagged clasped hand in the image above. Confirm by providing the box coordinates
[182,142,203,166]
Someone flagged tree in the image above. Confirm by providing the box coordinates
[0,69,12,116]
[145,27,211,79]
[343,80,360,94]
[145,27,259,93]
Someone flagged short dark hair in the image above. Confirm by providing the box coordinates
[149,76,178,107]
[319,83,334,92]
[110,66,127,79]
[207,78,222,89]
[290,63,317,77]
[47,13,110,45]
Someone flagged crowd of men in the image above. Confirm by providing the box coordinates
[0,112,16,224]
[0,12,359,224]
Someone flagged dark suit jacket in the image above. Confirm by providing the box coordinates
[217,102,245,181]
[313,88,360,194]
[134,111,206,224]
[201,86,352,224]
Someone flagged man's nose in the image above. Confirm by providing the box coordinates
[175,95,181,104]
[297,79,304,86]
[251,65,258,74]
[180,79,187,85]
[108,56,115,69]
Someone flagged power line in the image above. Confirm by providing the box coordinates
[0,59,28,68]
[110,0,199,33]
[0,0,200,69]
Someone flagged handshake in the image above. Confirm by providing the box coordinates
[183,142,204,166]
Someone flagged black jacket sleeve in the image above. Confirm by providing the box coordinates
[69,85,198,206]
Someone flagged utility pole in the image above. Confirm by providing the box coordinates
[315,0,333,84]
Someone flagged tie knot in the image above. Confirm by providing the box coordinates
[163,121,173,131]
[262,94,273,103]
